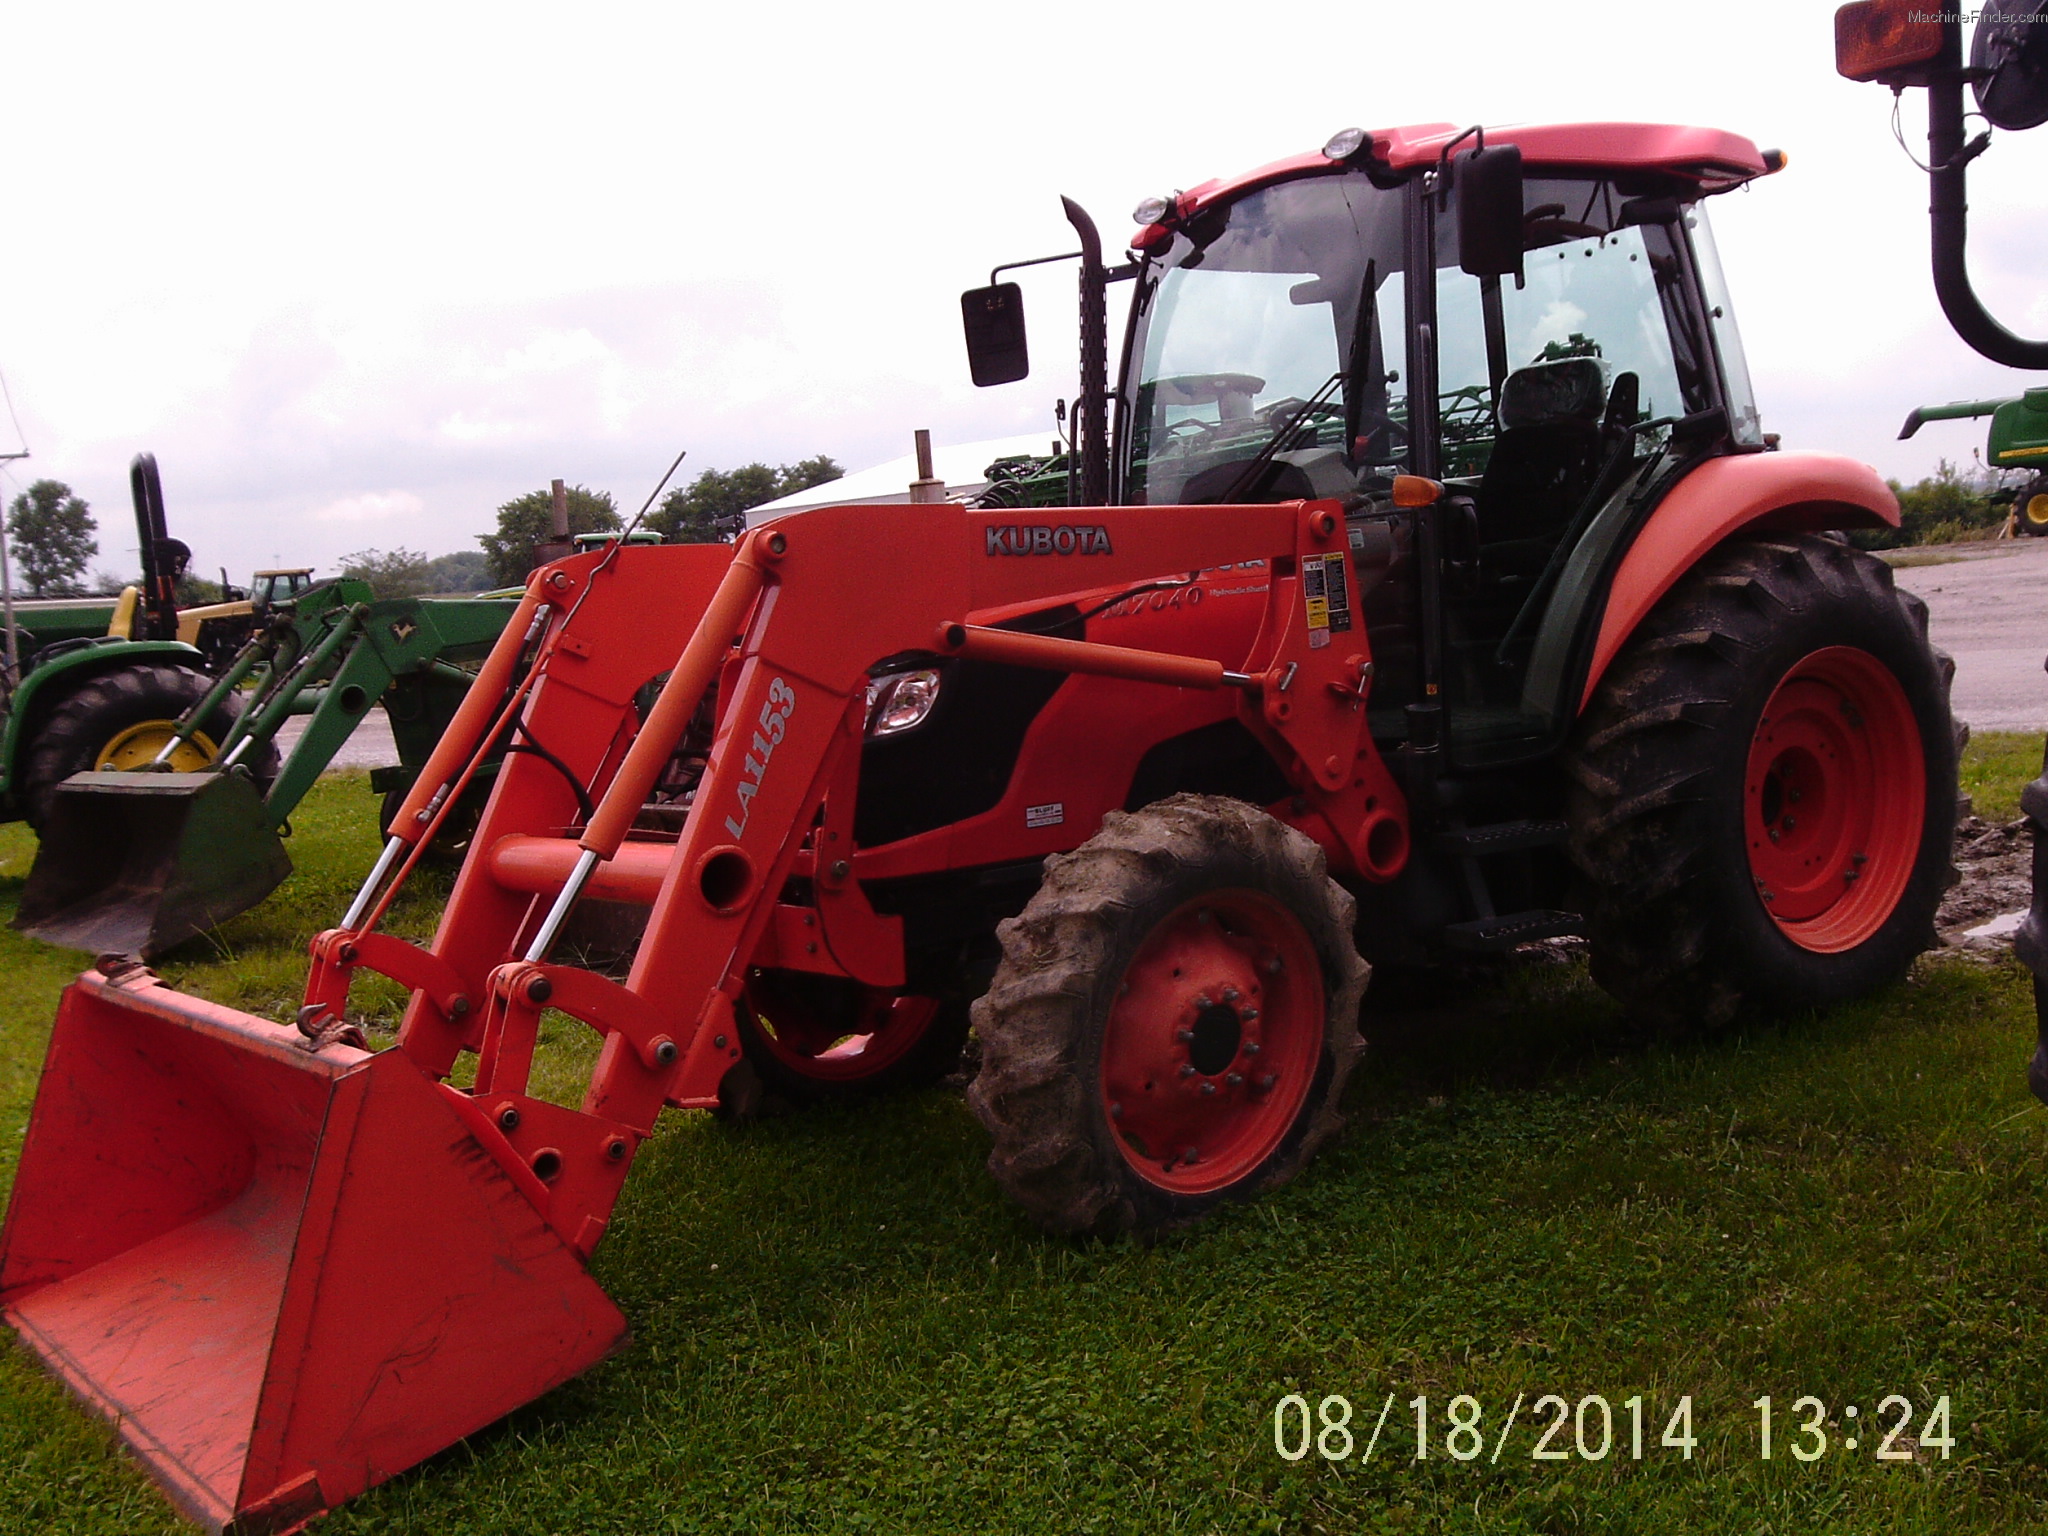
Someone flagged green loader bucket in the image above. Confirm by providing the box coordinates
[14,772,293,958]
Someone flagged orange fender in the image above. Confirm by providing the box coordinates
[1580,451,1899,711]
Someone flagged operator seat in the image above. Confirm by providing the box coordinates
[1475,357,1610,582]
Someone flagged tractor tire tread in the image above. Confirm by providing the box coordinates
[967,793,1367,1238]
[1563,534,1959,1032]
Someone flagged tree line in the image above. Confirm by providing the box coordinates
[1,456,844,602]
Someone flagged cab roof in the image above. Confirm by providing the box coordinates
[1134,122,1771,248]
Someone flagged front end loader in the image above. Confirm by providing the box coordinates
[14,579,515,958]
[2,119,1961,1530]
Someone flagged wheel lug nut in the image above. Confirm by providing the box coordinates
[1227,1072,1244,1086]
[1264,957,1282,975]
[1179,1064,1196,1077]
[1182,1148,1198,1165]
[1788,789,1802,804]
[1199,1081,1217,1095]
[1109,1101,1122,1119]
[1768,829,1780,843]
[1243,1040,1260,1056]
[1221,987,1240,1003]
[1193,994,1213,1010]
[1784,817,1796,831]
[1176,1028,1194,1043]
[1259,1074,1279,1090]
[1240,1007,1258,1022]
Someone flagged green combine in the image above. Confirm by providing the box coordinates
[1899,386,2048,534]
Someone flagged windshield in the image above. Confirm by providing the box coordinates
[1123,172,1407,505]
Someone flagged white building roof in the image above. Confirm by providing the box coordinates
[745,433,1062,525]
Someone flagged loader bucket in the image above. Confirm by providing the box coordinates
[14,771,293,958]
[0,972,628,1534]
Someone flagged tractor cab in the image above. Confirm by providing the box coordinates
[1120,125,1775,766]
[249,566,316,609]
[972,123,1781,767]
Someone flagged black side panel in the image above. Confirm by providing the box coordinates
[854,659,1068,847]
[1123,718,1292,812]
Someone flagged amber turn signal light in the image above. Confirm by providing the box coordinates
[1834,0,1945,84]
[1392,474,1443,508]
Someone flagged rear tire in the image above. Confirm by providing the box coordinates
[1565,535,1959,1029]
[19,662,272,834]
[967,794,1368,1237]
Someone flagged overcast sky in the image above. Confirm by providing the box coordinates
[7,1,2048,581]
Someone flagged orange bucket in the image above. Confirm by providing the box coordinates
[0,971,626,1534]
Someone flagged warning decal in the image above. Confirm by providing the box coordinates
[1321,552,1354,634]
[1302,557,1331,648]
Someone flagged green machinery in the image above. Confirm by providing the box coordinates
[1899,387,2048,535]
[15,576,516,958]
[0,455,264,836]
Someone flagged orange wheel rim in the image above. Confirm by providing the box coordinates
[1743,646,1924,953]
[747,989,941,1083]
[1099,890,1322,1195]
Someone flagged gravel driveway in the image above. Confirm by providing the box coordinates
[273,708,398,772]
[1887,537,2048,732]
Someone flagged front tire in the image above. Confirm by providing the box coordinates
[967,794,1369,1237]
[18,662,265,834]
[2018,476,2048,536]
[1565,534,1959,1029]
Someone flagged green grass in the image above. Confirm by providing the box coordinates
[1,772,2046,1533]
[1964,732,2044,824]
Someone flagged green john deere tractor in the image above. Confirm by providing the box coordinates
[15,571,516,958]
[0,455,276,837]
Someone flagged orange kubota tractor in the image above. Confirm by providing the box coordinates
[0,122,1958,1532]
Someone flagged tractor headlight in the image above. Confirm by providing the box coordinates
[865,668,942,737]
[1322,126,1368,161]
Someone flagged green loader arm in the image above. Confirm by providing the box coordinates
[257,596,513,829]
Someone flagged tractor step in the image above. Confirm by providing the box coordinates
[1437,819,1570,857]
[1442,908,1582,952]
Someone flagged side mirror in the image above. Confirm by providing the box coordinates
[1973,14,2048,130]
[1454,143,1523,282]
[961,282,1029,387]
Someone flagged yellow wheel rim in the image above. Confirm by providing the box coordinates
[2025,493,2048,528]
[95,720,219,772]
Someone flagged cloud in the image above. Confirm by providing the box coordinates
[8,0,2048,579]
[314,490,424,523]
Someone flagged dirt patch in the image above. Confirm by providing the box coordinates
[1938,813,2035,950]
